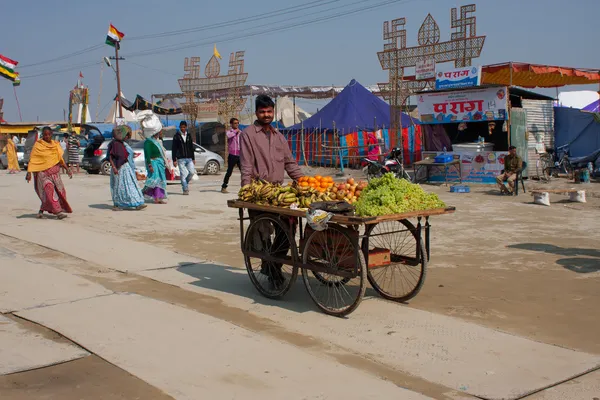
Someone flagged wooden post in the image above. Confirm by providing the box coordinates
[115,45,123,118]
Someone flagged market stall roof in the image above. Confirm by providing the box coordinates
[118,94,182,115]
[286,79,417,133]
[482,62,600,88]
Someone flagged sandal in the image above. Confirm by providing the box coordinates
[57,213,68,220]
[36,212,44,219]
[112,206,123,211]
[135,204,147,210]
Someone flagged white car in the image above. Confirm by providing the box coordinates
[131,138,224,176]
[0,144,25,170]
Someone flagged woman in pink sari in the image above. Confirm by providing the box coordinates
[367,132,380,161]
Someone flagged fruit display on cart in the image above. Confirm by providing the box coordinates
[355,173,446,216]
[237,177,369,208]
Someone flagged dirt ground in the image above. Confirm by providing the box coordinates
[1,169,599,399]
[129,171,600,355]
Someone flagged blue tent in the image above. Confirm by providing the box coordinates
[554,107,600,159]
[286,79,417,133]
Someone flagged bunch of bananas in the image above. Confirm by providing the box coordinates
[238,180,335,208]
[238,180,278,203]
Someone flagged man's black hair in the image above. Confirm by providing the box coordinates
[230,117,239,124]
[508,145,517,150]
[42,126,52,133]
[255,94,275,110]
[179,121,187,127]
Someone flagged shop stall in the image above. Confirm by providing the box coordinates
[417,83,554,183]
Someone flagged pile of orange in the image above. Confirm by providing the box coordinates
[297,175,334,193]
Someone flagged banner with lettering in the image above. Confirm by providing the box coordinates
[435,66,481,90]
[418,86,508,124]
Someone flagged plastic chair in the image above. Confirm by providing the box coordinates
[501,161,527,195]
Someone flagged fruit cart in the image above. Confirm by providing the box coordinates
[227,199,455,317]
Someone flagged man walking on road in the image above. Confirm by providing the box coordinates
[172,121,195,195]
[221,117,242,194]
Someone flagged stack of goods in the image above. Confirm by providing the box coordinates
[297,175,334,193]
[238,180,334,208]
[237,177,371,209]
[329,178,368,205]
[355,173,446,217]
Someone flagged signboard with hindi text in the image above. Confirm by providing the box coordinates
[418,86,508,124]
[435,66,481,90]
[416,58,436,80]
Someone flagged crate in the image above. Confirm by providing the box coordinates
[434,154,454,163]
[367,248,391,269]
[302,226,391,270]
[450,185,470,193]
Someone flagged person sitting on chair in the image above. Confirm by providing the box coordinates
[496,145,522,195]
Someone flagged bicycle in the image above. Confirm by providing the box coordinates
[536,144,573,181]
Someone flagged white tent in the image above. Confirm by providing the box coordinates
[558,91,600,109]
[104,93,137,123]
[276,96,311,127]
[238,96,311,127]
[76,103,92,124]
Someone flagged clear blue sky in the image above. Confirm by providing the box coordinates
[1,0,598,122]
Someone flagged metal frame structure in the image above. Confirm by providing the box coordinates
[178,51,248,127]
[377,4,485,152]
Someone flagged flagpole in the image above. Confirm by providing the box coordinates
[115,44,123,119]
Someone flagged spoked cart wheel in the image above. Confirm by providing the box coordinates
[363,219,427,302]
[301,224,367,317]
[243,215,299,299]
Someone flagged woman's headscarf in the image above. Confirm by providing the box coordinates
[108,125,131,170]
[136,110,162,138]
[27,137,64,172]
[113,125,131,141]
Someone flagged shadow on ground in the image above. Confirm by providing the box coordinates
[175,261,381,314]
[508,243,600,273]
[88,204,114,210]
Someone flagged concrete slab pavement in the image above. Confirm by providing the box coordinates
[0,249,111,313]
[142,263,600,400]
[0,315,89,375]
[17,293,434,400]
[0,218,198,273]
[2,215,597,400]
[523,369,600,400]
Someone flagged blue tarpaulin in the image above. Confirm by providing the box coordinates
[286,79,418,133]
[554,107,600,159]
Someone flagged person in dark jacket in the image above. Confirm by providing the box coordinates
[172,121,195,195]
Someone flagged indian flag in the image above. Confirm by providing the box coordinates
[0,54,19,82]
[105,24,125,48]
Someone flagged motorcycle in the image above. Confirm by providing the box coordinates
[362,147,411,181]
[569,148,600,178]
[539,145,600,180]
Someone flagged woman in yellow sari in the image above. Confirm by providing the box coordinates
[26,127,73,219]
[2,136,20,173]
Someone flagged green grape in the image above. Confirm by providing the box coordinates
[355,173,446,216]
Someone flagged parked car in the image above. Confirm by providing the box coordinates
[81,137,142,175]
[23,128,94,168]
[0,144,25,170]
[132,138,224,175]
